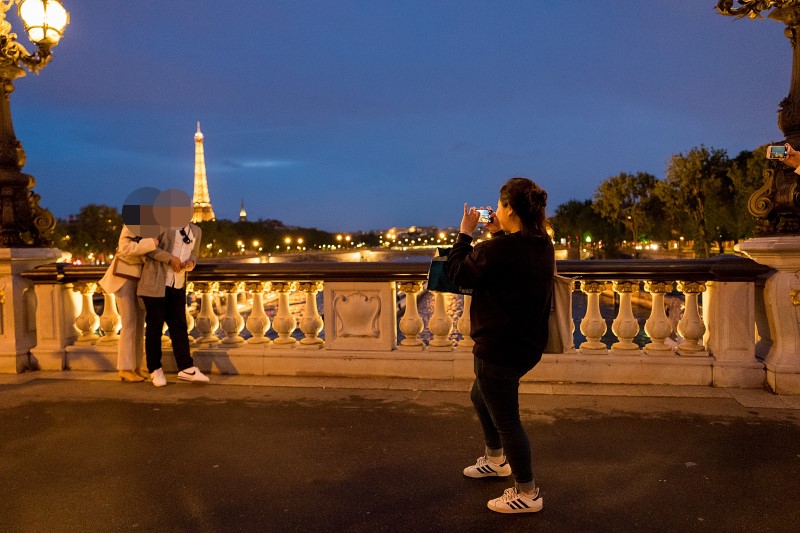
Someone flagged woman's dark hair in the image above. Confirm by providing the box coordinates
[499,177,548,238]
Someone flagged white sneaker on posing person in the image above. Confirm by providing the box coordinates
[177,366,209,383]
[150,368,167,387]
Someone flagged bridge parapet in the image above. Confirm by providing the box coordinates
[14,255,786,391]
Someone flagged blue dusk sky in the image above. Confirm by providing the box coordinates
[10,1,791,232]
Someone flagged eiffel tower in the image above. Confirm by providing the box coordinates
[191,122,216,223]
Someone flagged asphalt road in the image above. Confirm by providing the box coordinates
[1,376,800,532]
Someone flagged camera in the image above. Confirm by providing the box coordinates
[767,145,788,160]
[477,209,492,224]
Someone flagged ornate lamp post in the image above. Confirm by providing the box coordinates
[717,1,800,234]
[721,2,800,392]
[0,0,68,247]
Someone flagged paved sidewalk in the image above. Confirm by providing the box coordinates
[1,372,800,532]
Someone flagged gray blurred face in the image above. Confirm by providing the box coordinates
[154,189,193,230]
[122,187,162,238]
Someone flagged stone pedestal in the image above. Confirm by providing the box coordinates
[737,236,800,393]
[703,281,764,388]
[31,281,79,370]
[324,282,397,351]
[0,248,63,373]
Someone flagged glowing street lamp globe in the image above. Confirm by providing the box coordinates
[18,0,69,46]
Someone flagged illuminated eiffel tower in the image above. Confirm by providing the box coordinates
[191,122,216,223]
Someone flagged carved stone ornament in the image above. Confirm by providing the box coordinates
[245,281,270,294]
[612,281,637,293]
[580,280,607,294]
[191,281,219,294]
[644,281,673,294]
[218,281,244,294]
[333,291,381,338]
[297,281,324,293]
[271,281,297,293]
[676,281,706,294]
[790,288,800,305]
[397,281,424,294]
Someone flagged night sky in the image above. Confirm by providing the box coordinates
[10,1,791,232]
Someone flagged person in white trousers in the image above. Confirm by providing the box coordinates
[98,226,158,382]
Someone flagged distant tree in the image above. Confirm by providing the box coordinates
[53,204,122,262]
[658,146,730,257]
[196,219,343,257]
[592,172,659,244]
[196,220,241,257]
[551,199,625,254]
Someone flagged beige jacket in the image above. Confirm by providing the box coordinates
[98,226,159,294]
[137,224,202,298]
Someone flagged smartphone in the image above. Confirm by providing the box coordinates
[477,209,492,224]
[767,145,788,159]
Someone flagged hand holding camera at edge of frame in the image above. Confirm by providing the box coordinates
[482,207,502,233]
[460,203,480,235]
[783,143,800,169]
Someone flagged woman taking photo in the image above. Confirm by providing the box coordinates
[446,176,554,514]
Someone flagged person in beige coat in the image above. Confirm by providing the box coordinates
[98,226,158,382]
[138,223,208,387]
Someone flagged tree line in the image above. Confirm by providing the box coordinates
[53,209,380,263]
[550,144,772,258]
[53,142,773,262]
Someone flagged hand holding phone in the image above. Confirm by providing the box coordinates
[767,145,788,160]
[477,209,493,224]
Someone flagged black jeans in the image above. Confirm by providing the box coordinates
[470,356,533,485]
[142,286,193,373]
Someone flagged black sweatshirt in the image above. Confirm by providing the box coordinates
[445,231,554,373]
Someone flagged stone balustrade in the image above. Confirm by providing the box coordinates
[15,255,785,390]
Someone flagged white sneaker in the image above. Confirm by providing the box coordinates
[150,368,167,387]
[487,486,543,514]
[463,455,512,478]
[177,366,209,383]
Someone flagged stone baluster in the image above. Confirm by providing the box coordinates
[457,294,475,351]
[97,289,120,344]
[428,291,454,351]
[245,281,271,344]
[298,281,324,348]
[643,281,675,356]
[397,281,425,350]
[271,282,298,347]
[193,281,220,345]
[676,281,707,356]
[185,282,196,345]
[74,282,100,345]
[579,280,608,354]
[219,281,246,344]
[610,281,640,355]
